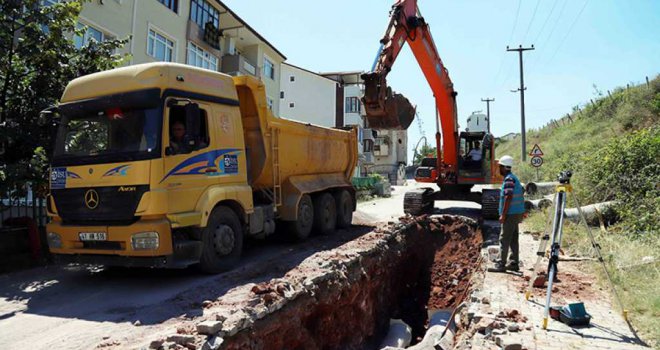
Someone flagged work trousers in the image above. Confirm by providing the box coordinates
[499,213,524,266]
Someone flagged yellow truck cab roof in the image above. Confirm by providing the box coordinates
[60,62,240,104]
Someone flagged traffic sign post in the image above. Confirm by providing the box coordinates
[529,144,544,181]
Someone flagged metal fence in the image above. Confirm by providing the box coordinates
[0,186,48,229]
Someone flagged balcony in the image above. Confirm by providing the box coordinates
[221,54,258,78]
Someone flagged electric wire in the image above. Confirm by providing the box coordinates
[548,0,589,63]
[530,0,569,68]
[492,0,522,87]
[531,0,559,45]
[522,0,541,44]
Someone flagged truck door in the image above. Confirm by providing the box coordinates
[162,98,218,214]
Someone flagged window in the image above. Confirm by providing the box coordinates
[345,96,360,113]
[263,57,275,80]
[156,0,178,13]
[74,23,106,49]
[190,0,220,28]
[167,103,210,155]
[289,102,295,108]
[289,76,295,82]
[279,91,284,99]
[147,29,175,62]
[266,97,274,111]
[187,42,218,71]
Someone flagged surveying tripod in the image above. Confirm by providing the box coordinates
[524,171,628,329]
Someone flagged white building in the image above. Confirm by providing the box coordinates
[279,63,337,127]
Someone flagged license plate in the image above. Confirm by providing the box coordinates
[79,232,107,241]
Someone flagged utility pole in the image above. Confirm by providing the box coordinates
[481,98,494,134]
[507,45,534,161]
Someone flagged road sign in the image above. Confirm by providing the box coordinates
[529,144,544,156]
[531,156,543,167]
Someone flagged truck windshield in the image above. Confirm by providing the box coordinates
[53,107,161,166]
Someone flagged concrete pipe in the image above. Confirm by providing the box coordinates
[525,198,553,211]
[379,319,412,349]
[563,201,618,226]
[525,182,559,196]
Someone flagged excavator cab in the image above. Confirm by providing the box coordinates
[457,131,494,184]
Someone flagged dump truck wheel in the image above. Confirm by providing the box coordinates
[286,194,314,241]
[313,192,337,235]
[334,190,353,229]
[199,206,243,273]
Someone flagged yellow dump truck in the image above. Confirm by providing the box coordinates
[45,63,357,272]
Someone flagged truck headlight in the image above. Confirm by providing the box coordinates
[47,232,62,249]
[131,232,159,250]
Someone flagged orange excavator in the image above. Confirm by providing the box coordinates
[362,0,500,218]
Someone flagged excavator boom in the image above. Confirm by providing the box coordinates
[362,0,459,174]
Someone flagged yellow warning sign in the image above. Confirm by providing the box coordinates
[529,144,544,157]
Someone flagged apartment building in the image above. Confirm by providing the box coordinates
[64,0,286,113]
[279,63,337,127]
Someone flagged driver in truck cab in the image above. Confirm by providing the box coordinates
[169,120,190,154]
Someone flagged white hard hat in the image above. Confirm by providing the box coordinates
[498,155,514,167]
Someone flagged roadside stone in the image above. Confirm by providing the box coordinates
[133,320,142,326]
[197,320,223,335]
[481,296,490,304]
[508,323,520,332]
[201,335,224,350]
[201,300,213,308]
[495,335,522,350]
[167,334,195,345]
[149,339,165,349]
[492,328,507,336]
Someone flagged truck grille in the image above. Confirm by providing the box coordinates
[83,241,123,250]
[52,185,149,225]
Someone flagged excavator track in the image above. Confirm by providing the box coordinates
[481,188,500,220]
[404,187,434,215]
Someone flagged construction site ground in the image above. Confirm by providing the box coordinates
[0,181,651,350]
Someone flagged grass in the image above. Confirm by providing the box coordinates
[499,76,660,348]
[525,200,660,348]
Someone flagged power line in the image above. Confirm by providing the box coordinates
[522,0,541,44]
[493,0,522,86]
[548,0,589,62]
[531,0,559,45]
[530,0,569,67]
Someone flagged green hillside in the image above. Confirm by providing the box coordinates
[495,76,659,346]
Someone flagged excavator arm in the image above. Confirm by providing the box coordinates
[362,0,459,180]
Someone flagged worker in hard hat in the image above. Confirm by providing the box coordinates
[490,155,525,272]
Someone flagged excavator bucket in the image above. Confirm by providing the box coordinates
[361,72,415,130]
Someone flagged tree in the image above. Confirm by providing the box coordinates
[413,143,437,165]
[0,0,128,198]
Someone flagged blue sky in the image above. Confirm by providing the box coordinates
[223,0,659,161]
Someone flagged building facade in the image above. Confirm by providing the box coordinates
[66,0,286,113]
[279,63,336,127]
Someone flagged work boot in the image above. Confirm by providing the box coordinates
[488,262,506,273]
[505,263,520,272]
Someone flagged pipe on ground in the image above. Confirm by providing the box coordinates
[563,201,618,226]
[525,182,559,195]
[524,198,553,211]
[379,319,412,349]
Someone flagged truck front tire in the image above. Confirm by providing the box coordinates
[334,190,353,229]
[286,194,314,241]
[313,192,337,235]
[199,206,243,273]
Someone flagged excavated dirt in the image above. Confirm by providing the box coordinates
[163,215,484,350]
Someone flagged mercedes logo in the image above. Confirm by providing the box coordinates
[84,189,100,210]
